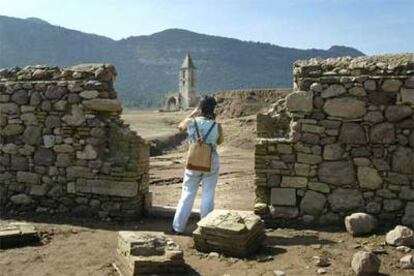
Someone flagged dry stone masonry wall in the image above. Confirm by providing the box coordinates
[0,64,149,220]
[254,54,414,227]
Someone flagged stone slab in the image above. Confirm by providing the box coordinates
[0,222,39,248]
[193,210,265,257]
[270,188,296,206]
[73,179,138,197]
[116,231,185,276]
[280,176,308,188]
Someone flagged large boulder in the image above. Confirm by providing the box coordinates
[345,213,377,236]
[351,251,381,276]
[385,225,414,247]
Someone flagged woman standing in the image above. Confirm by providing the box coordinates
[172,96,224,234]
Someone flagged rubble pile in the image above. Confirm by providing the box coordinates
[193,210,265,257]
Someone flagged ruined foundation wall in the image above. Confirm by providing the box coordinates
[254,54,414,227]
[0,64,149,220]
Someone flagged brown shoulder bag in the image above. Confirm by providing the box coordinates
[186,119,216,172]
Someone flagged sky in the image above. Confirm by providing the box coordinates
[0,0,413,55]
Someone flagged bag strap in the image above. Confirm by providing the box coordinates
[193,119,202,142]
[203,121,216,141]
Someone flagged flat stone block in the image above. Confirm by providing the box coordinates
[286,91,313,113]
[281,176,308,188]
[0,222,39,248]
[193,210,265,257]
[16,171,39,185]
[116,231,185,276]
[74,179,138,197]
[270,206,299,219]
[308,182,330,193]
[271,188,296,206]
[297,153,322,164]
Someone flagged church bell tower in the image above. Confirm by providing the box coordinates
[179,53,196,109]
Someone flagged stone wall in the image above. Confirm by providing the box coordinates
[254,54,414,227]
[0,64,149,220]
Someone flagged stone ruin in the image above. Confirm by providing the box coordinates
[0,64,149,220]
[254,53,414,227]
[193,210,265,257]
[116,231,186,275]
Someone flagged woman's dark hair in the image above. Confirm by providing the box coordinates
[199,95,217,119]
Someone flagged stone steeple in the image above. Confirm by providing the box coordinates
[179,53,197,109]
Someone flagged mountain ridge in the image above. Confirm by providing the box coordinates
[0,15,365,108]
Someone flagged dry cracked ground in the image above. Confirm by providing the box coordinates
[1,111,413,275]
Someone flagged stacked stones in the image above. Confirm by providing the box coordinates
[0,64,149,220]
[193,210,265,257]
[116,231,186,275]
[254,54,414,226]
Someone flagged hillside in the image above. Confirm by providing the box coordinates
[0,15,364,108]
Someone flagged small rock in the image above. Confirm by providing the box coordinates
[317,268,327,274]
[351,251,381,276]
[273,270,286,276]
[208,252,220,258]
[313,255,330,267]
[385,225,414,247]
[352,243,362,249]
[396,246,412,253]
[371,247,387,255]
[345,212,377,236]
[400,254,414,269]
[257,255,274,262]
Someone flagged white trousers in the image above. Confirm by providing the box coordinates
[172,153,220,233]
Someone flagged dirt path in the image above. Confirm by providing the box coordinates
[124,110,257,211]
[149,146,255,211]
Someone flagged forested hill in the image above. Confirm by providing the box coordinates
[0,15,364,108]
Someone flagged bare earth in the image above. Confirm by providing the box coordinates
[1,217,412,276]
[1,111,412,276]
